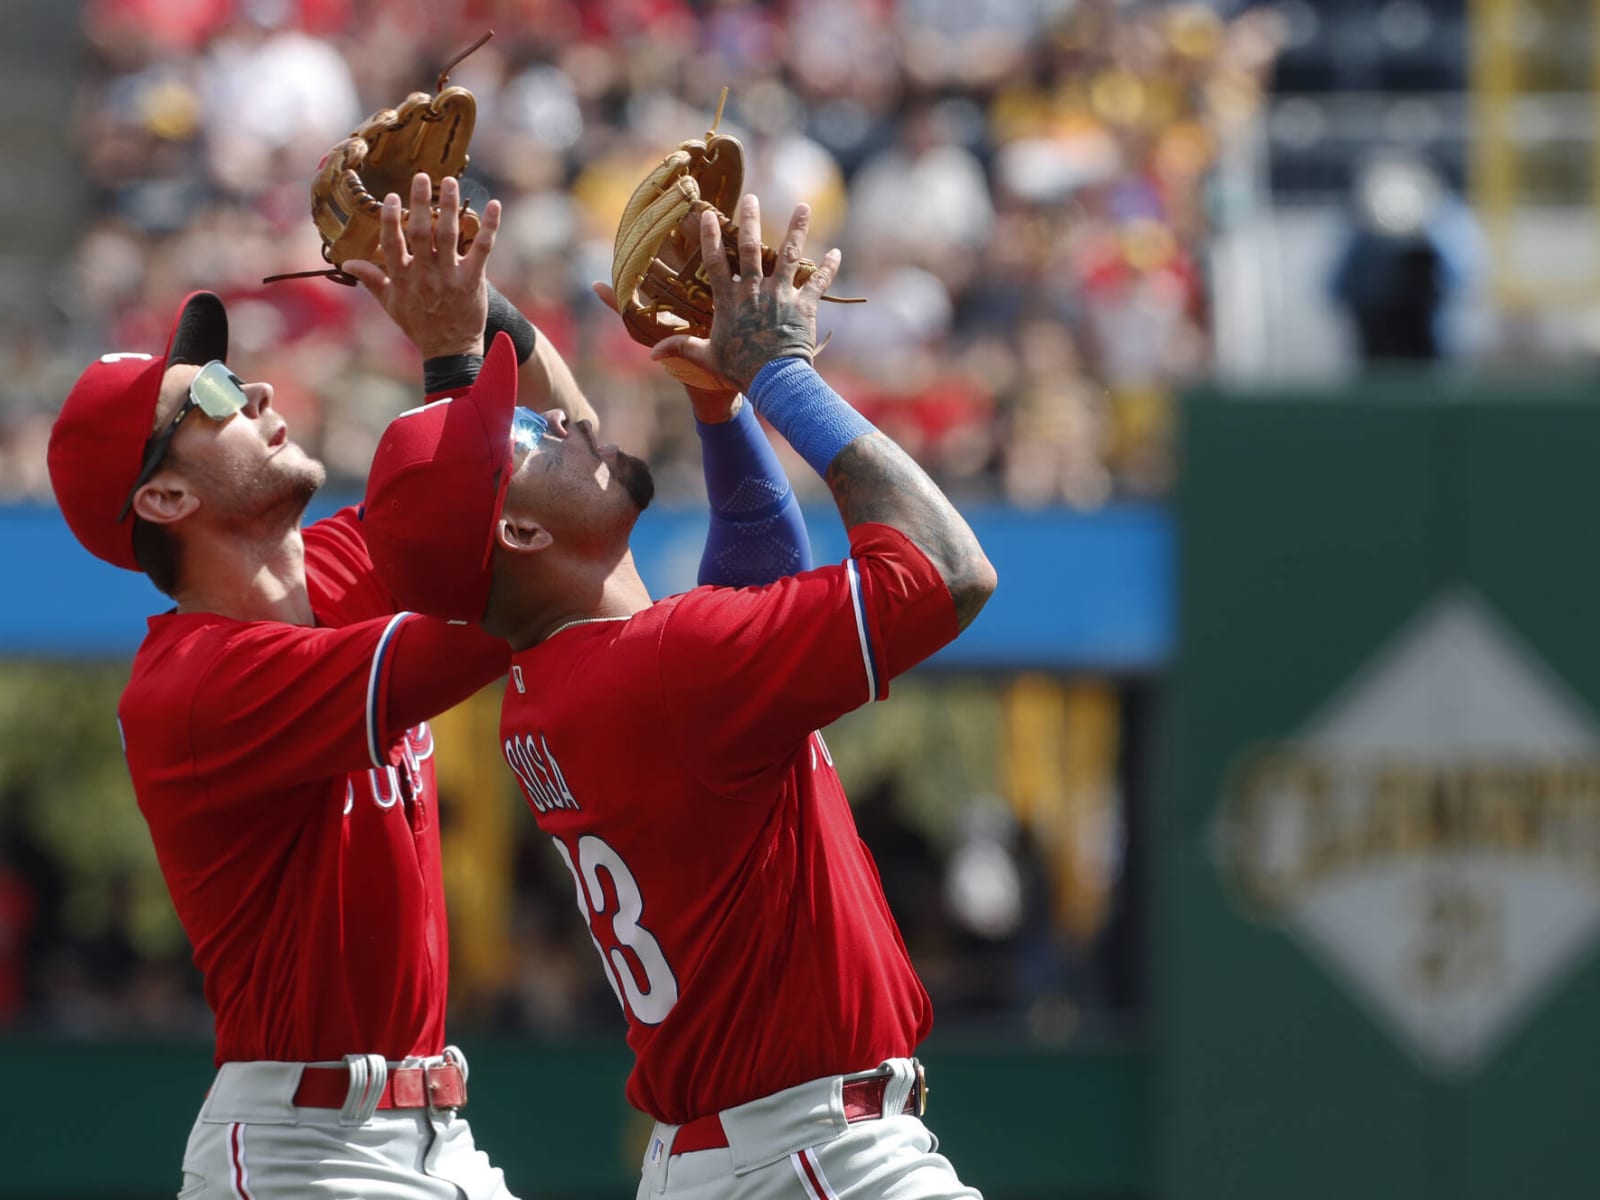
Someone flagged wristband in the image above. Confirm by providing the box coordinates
[423,354,483,395]
[746,357,877,479]
[486,281,538,365]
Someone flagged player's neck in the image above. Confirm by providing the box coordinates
[497,550,652,651]
[172,525,314,626]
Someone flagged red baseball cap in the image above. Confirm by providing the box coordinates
[361,332,520,624]
[47,292,230,570]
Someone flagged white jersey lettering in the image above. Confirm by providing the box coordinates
[503,731,580,813]
[348,722,431,815]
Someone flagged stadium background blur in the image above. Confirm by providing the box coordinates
[4,1,1596,1197]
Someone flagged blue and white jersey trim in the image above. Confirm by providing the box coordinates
[365,613,411,767]
[845,559,884,702]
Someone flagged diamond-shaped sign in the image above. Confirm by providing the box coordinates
[1215,590,1600,1075]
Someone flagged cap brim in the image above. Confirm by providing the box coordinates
[165,292,228,368]
[476,331,522,564]
[357,331,523,623]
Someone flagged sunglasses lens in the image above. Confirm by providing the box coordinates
[189,360,248,420]
[511,406,549,456]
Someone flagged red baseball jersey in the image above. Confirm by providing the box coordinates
[116,506,508,1066]
[498,523,960,1123]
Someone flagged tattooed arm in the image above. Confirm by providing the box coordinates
[821,434,994,629]
[652,195,995,629]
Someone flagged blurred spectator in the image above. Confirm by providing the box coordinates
[1329,149,1484,363]
[999,320,1115,509]
[197,5,362,197]
[941,799,1067,1020]
[896,0,1043,92]
[846,95,995,297]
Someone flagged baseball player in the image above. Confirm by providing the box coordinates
[361,192,994,1199]
[45,174,814,1199]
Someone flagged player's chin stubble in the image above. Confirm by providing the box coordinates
[273,447,326,502]
[245,453,326,526]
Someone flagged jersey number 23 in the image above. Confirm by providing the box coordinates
[552,834,680,1025]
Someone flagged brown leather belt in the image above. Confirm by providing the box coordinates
[672,1065,925,1156]
[293,1060,467,1110]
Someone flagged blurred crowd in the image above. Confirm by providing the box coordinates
[1,0,1281,508]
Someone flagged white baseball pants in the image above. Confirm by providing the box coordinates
[635,1058,982,1200]
[176,1052,518,1200]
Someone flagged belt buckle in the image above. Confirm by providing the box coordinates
[424,1061,466,1110]
[913,1060,928,1117]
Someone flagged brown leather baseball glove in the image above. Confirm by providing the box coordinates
[611,94,860,388]
[311,89,479,281]
[269,34,491,286]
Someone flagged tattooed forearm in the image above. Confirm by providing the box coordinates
[825,434,997,629]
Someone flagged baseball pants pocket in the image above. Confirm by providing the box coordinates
[789,1115,981,1200]
[420,1109,517,1200]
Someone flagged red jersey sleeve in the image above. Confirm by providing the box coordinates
[657,522,957,797]
[182,613,506,799]
[303,506,397,623]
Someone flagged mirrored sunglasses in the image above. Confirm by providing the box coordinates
[510,406,550,459]
[119,360,250,521]
[186,359,250,421]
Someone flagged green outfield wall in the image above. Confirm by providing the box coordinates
[1159,371,1600,1200]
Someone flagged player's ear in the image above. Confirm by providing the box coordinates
[130,470,200,527]
[497,514,552,555]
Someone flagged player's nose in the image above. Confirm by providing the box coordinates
[242,382,273,418]
[542,409,570,439]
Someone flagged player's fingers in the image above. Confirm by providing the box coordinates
[436,175,461,260]
[774,203,811,290]
[698,209,735,306]
[591,280,619,313]
[342,258,389,295]
[736,194,762,287]
[650,334,713,370]
[407,172,434,254]
[463,197,500,277]
[798,246,843,304]
[378,193,408,275]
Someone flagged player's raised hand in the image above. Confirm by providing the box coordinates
[592,279,743,423]
[345,171,502,361]
[650,196,841,393]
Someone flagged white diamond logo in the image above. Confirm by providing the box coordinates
[1215,590,1600,1075]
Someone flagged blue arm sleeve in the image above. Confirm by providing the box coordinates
[695,400,813,587]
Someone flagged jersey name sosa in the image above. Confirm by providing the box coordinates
[344,723,435,814]
[503,729,581,813]
[501,729,679,1026]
